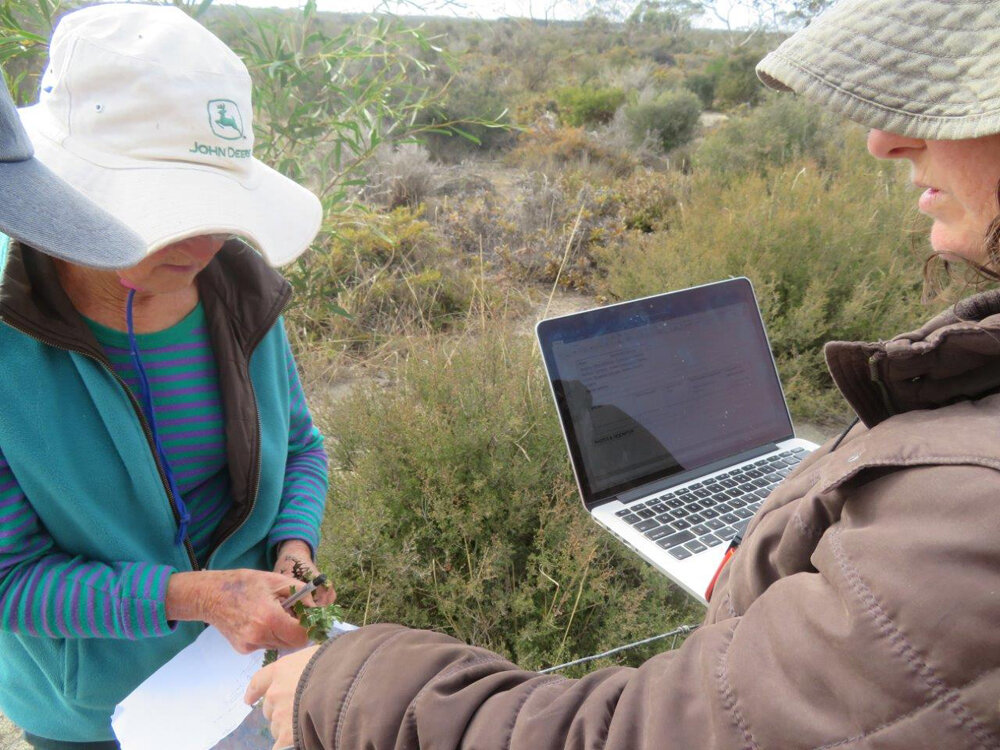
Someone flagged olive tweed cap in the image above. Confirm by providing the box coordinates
[756,0,1000,140]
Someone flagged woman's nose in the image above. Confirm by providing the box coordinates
[867,129,926,160]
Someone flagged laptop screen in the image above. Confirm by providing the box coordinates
[536,278,794,506]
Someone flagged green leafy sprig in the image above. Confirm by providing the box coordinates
[287,559,343,644]
[264,561,343,665]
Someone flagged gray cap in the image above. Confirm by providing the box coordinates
[756,0,1000,140]
[0,74,146,269]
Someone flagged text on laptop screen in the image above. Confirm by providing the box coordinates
[539,279,793,503]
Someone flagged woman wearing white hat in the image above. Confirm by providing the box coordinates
[248,1,1000,748]
[0,5,332,748]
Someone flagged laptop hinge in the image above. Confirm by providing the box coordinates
[609,443,780,507]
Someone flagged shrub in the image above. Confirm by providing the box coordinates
[428,165,684,297]
[433,173,608,292]
[317,327,700,671]
[599,62,656,93]
[364,143,436,209]
[506,126,638,178]
[284,207,518,352]
[624,88,703,152]
[418,72,514,163]
[613,169,682,233]
[510,94,558,129]
[597,107,664,169]
[683,71,715,108]
[711,50,766,110]
[216,6,463,216]
[555,85,627,127]
[695,93,841,177]
[595,127,932,425]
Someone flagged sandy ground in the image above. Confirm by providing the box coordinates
[0,716,26,750]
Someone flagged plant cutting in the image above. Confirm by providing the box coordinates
[286,559,344,644]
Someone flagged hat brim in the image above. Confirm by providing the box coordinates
[755,0,1000,141]
[20,106,323,267]
[0,158,147,269]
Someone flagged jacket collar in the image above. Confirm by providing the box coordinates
[825,289,1000,427]
[0,241,290,353]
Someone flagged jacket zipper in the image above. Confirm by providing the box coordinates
[206,293,292,564]
[1,319,199,571]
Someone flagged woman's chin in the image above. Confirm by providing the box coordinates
[929,226,986,264]
[136,277,199,296]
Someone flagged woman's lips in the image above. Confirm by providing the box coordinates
[918,187,942,214]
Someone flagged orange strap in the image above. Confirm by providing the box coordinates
[705,543,738,602]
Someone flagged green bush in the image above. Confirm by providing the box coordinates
[613,169,682,233]
[418,72,515,163]
[695,93,842,177]
[625,89,702,152]
[284,207,518,352]
[215,5,461,217]
[555,85,627,127]
[596,127,933,425]
[683,71,716,108]
[711,50,765,110]
[317,328,699,671]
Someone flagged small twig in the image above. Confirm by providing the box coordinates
[555,548,594,662]
[540,567,561,620]
[363,562,374,627]
[542,200,587,321]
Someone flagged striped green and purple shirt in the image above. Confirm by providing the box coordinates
[0,304,327,639]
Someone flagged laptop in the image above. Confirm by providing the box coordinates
[535,277,818,604]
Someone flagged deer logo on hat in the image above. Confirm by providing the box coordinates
[207,99,245,141]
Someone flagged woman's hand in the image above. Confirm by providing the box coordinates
[273,540,337,607]
[245,645,320,749]
[165,569,309,653]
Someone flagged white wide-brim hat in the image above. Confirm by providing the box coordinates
[20,4,322,267]
[756,0,1000,141]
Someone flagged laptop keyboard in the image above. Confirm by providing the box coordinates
[614,448,809,561]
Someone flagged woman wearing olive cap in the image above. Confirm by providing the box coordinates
[248,1,1000,748]
[0,5,333,748]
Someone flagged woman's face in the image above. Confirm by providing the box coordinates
[118,235,228,294]
[867,130,1000,262]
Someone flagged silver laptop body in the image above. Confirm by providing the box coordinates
[536,278,818,604]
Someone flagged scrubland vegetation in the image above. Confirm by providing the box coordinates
[2,0,953,673]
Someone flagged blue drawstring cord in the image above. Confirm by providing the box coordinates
[125,289,191,546]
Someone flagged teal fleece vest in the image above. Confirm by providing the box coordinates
[0,238,296,740]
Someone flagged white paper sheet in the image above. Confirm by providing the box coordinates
[112,626,264,750]
[113,621,359,750]
[209,622,358,750]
